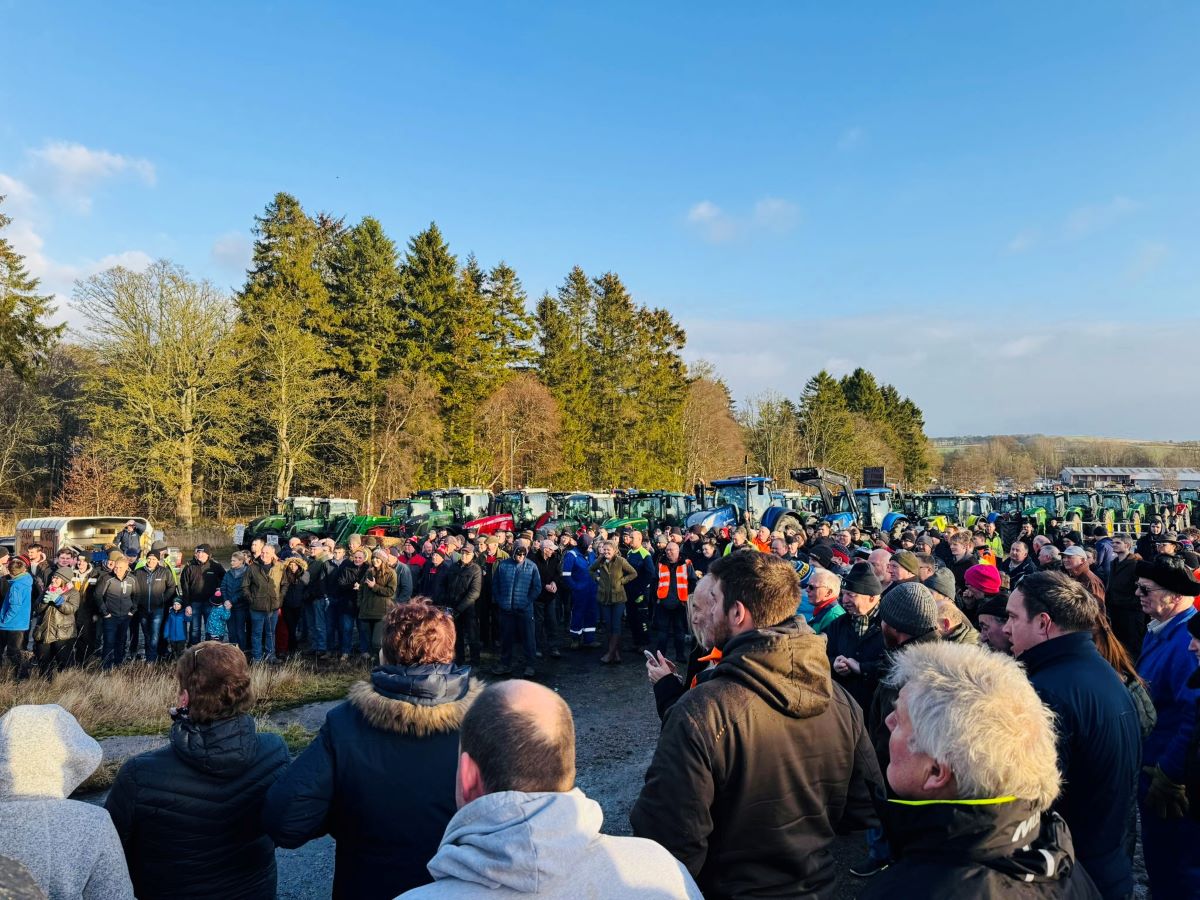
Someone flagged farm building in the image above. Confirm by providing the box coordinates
[1059,466,1200,488]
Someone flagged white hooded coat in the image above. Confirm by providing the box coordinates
[0,704,133,900]
[397,788,702,899]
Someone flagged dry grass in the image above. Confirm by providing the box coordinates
[0,660,362,738]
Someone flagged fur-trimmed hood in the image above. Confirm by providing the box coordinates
[348,664,482,737]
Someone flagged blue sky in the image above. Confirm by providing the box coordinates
[3,2,1198,438]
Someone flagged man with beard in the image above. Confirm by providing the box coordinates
[631,553,880,899]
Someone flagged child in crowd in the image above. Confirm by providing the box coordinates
[164,600,191,659]
[206,593,233,642]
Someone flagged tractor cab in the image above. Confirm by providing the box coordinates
[603,490,696,533]
[550,492,616,534]
[464,488,551,535]
[917,492,966,531]
[686,475,805,535]
[1063,490,1100,530]
[1020,491,1065,535]
[853,487,908,534]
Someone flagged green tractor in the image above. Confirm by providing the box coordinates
[289,497,360,539]
[602,490,697,534]
[1097,490,1136,534]
[235,496,321,549]
[547,491,617,534]
[398,488,493,539]
[914,491,969,532]
[1019,490,1065,536]
[962,493,995,529]
[1063,490,1102,534]
[1125,488,1184,533]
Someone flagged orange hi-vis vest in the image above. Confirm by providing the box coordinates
[657,563,690,602]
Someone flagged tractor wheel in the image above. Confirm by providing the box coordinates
[1131,512,1142,535]
[777,514,803,535]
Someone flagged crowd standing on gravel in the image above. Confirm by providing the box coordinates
[2,509,1200,899]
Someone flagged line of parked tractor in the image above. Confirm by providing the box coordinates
[234,468,1197,551]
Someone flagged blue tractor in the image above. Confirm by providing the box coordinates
[686,475,806,535]
[788,468,910,535]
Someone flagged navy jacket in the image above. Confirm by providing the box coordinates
[490,557,542,613]
[1021,631,1141,900]
[263,665,481,900]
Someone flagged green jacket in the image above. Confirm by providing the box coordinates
[590,555,638,606]
[358,563,397,620]
[811,603,846,635]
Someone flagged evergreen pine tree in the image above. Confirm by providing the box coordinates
[484,262,535,370]
[0,196,63,379]
[797,370,856,471]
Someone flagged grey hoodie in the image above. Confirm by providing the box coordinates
[398,788,702,900]
[0,704,134,900]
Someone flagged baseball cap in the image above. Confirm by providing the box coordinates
[1062,546,1087,558]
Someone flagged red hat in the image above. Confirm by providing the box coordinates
[964,563,1002,595]
[831,546,851,565]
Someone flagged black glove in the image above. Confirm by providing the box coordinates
[1143,765,1189,820]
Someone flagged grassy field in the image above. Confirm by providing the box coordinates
[0,659,361,739]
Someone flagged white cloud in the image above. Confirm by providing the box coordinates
[752,197,799,231]
[682,311,1200,440]
[685,197,800,243]
[27,140,156,211]
[0,168,151,299]
[837,127,865,151]
[210,231,253,274]
[686,201,738,243]
[1063,195,1137,239]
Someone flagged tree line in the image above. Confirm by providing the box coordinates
[0,192,935,525]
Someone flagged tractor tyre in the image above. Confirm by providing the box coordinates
[777,514,803,536]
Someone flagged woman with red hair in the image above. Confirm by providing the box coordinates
[264,599,482,900]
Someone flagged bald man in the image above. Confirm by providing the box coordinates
[400,680,702,899]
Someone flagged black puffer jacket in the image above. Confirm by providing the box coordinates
[263,664,482,900]
[105,714,288,900]
[630,616,882,900]
[861,798,1101,899]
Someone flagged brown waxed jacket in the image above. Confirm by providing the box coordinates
[631,616,882,899]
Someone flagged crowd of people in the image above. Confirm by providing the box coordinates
[1,508,1199,899]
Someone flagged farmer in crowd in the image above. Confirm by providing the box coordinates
[7,491,1200,900]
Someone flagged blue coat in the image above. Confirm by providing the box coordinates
[263,665,481,900]
[490,557,542,613]
[164,608,190,642]
[1022,631,1141,899]
[560,548,597,600]
[1138,607,1200,782]
[0,573,33,631]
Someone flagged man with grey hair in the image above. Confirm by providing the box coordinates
[805,567,844,634]
[1004,571,1139,899]
[860,641,1100,898]
[1037,543,1062,571]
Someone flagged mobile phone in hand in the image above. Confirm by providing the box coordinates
[644,649,658,663]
